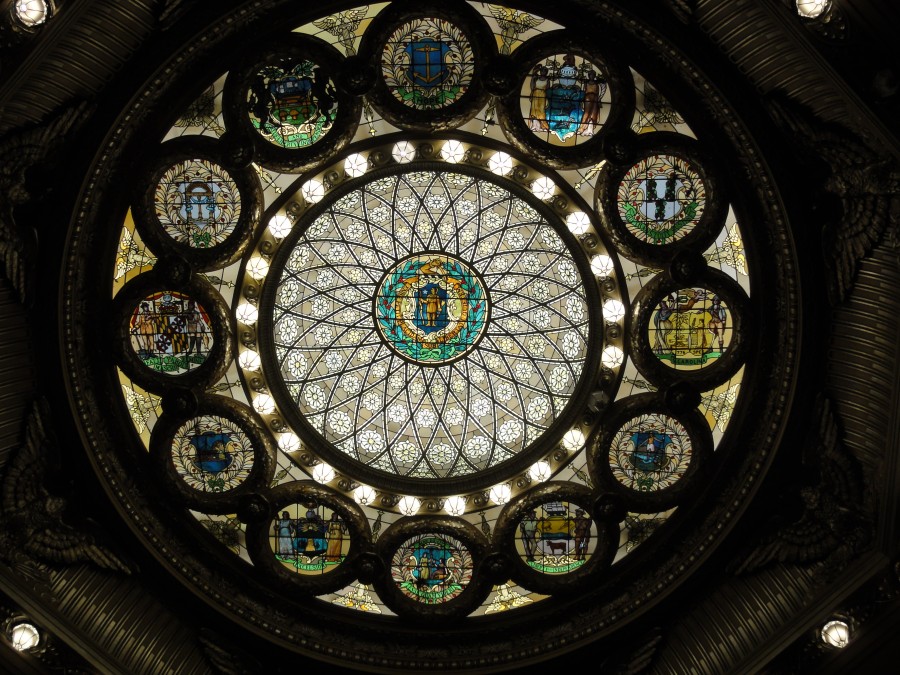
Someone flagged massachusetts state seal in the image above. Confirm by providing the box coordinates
[375,253,488,364]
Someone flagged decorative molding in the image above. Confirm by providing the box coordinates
[729,394,873,578]
[0,399,134,577]
[765,93,900,305]
[0,100,93,306]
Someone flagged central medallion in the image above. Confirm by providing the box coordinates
[264,163,597,487]
[375,253,488,364]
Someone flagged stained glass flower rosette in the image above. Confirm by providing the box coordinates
[243,139,623,501]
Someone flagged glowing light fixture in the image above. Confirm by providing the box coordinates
[235,303,259,324]
[9,622,40,651]
[238,350,261,371]
[312,462,335,484]
[590,254,614,278]
[301,179,325,204]
[392,140,416,163]
[252,393,275,415]
[246,256,269,280]
[601,345,624,368]
[278,433,301,453]
[820,620,850,648]
[529,461,552,482]
[796,0,830,19]
[444,495,466,516]
[344,153,368,178]
[397,495,421,515]
[441,139,465,163]
[566,211,590,235]
[531,176,556,200]
[14,0,48,27]
[603,299,626,323]
[268,214,292,239]
[353,484,376,506]
[562,428,585,452]
[488,151,513,175]
[489,483,511,505]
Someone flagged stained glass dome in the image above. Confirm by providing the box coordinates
[60,0,795,669]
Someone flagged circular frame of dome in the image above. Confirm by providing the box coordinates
[130,136,264,272]
[246,481,372,596]
[594,132,727,267]
[149,395,276,514]
[222,33,362,173]
[629,267,751,390]
[495,30,635,170]
[110,272,233,394]
[372,515,492,620]
[491,481,616,595]
[587,393,712,513]
[357,0,496,132]
[242,135,621,499]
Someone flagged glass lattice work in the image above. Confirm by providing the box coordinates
[272,169,589,480]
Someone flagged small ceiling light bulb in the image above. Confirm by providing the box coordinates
[278,433,301,453]
[796,0,830,19]
[268,214,292,239]
[489,483,511,505]
[488,151,513,175]
[301,179,325,204]
[353,484,376,506]
[9,621,40,651]
[820,620,850,648]
[246,256,269,281]
[235,303,259,324]
[603,299,626,323]
[238,350,261,371]
[562,428,585,452]
[590,254,614,278]
[444,495,466,516]
[601,345,624,368]
[441,139,465,163]
[397,495,421,516]
[312,462,335,484]
[15,1,48,27]
[392,140,416,163]
[566,211,590,235]
[529,461,552,482]
[252,393,275,415]
[344,153,368,178]
[531,176,556,200]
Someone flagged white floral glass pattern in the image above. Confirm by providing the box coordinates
[271,170,590,480]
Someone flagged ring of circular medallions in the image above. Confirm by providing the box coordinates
[111,270,233,394]
[495,30,635,170]
[130,136,264,272]
[587,393,713,513]
[222,33,362,173]
[594,132,727,267]
[491,481,617,596]
[356,0,496,132]
[245,481,372,596]
[238,134,627,511]
[372,515,492,620]
[629,267,751,391]
[149,394,276,514]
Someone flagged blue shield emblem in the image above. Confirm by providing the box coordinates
[405,39,451,88]
[629,431,671,472]
[178,180,223,231]
[545,83,585,141]
[189,431,234,474]
[413,284,449,334]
